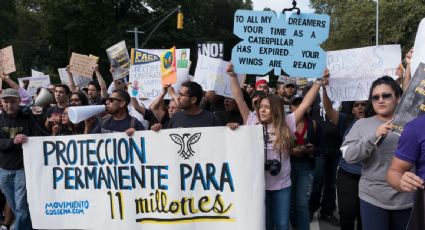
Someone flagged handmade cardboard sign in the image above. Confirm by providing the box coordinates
[231,10,330,77]
[326,45,401,101]
[69,52,98,78]
[0,46,16,74]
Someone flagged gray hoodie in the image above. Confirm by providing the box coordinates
[341,116,413,210]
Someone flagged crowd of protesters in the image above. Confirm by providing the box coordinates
[0,48,423,230]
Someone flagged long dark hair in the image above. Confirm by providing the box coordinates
[71,92,89,106]
[366,76,403,117]
[255,95,291,153]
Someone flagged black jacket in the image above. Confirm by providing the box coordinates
[0,108,46,170]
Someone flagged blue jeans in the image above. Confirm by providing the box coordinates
[0,168,32,230]
[290,161,314,230]
[266,187,291,230]
[310,149,341,216]
[360,199,411,230]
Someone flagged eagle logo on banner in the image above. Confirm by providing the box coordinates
[169,133,201,159]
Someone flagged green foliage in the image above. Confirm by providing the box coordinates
[310,0,425,53]
[0,0,252,84]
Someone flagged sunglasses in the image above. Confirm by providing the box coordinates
[285,84,296,88]
[107,97,123,103]
[371,93,393,102]
[353,102,367,107]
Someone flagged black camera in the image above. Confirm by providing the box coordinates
[265,159,281,176]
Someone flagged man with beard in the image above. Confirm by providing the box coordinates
[276,78,297,114]
[167,81,222,128]
[89,89,144,134]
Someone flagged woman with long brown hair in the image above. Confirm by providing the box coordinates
[227,63,326,230]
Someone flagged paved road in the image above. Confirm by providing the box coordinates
[310,212,341,230]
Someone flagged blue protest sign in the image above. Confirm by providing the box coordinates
[231,10,330,78]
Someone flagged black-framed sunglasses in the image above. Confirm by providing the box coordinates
[371,93,393,102]
[107,97,123,103]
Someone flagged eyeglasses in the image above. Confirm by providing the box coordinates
[353,102,367,107]
[371,93,393,102]
[285,84,296,88]
[107,97,123,103]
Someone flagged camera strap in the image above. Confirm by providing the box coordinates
[262,124,282,162]
[263,124,268,160]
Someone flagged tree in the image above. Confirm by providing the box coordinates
[1,0,253,83]
[310,0,425,53]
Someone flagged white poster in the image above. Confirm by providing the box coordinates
[23,126,265,230]
[194,55,243,98]
[411,18,425,75]
[58,68,91,88]
[326,45,401,101]
[31,69,45,77]
[18,75,50,96]
[129,48,190,107]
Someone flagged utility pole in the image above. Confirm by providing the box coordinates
[126,27,144,49]
[373,0,379,45]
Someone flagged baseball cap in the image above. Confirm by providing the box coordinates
[255,79,268,88]
[0,88,20,98]
[284,78,297,86]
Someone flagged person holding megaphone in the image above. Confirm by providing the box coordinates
[85,89,144,135]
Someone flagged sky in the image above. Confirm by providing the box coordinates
[252,0,314,13]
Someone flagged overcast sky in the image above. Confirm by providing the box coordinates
[252,0,314,13]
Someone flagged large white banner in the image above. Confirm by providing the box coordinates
[326,45,401,101]
[23,126,264,230]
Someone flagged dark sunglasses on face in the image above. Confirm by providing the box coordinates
[107,97,123,103]
[371,93,393,102]
[285,84,296,88]
[353,102,367,107]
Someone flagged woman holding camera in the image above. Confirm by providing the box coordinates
[227,64,326,230]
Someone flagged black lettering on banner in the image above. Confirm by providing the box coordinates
[107,191,124,220]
